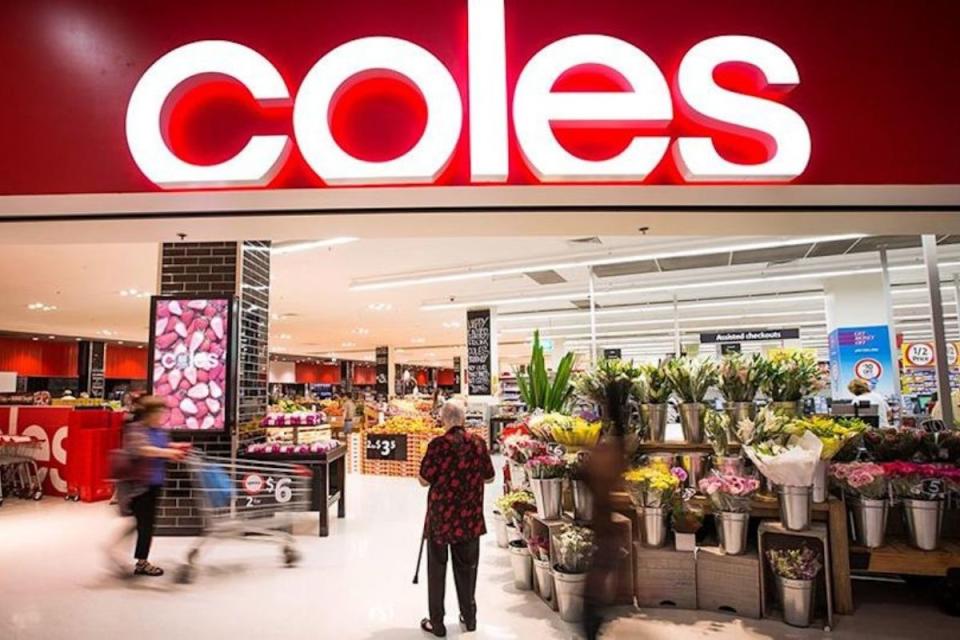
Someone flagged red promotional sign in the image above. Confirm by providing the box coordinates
[2,0,960,197]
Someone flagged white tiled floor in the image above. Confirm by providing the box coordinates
[1,466,958,639]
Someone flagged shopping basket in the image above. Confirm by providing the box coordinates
[176,451,313,583]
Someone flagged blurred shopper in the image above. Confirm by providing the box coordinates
[931,388,960,424]
[106,396,188,577]
[848,379,890,427]
[342,393,357,436]
[583,434,628,639]
[418,400,495,637]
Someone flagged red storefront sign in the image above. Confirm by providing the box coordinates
[2,0,960,196]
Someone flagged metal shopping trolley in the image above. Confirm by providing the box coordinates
[176,451,313,583]
[0,435,44,506]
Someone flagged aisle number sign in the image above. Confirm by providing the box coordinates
[901,342,960,368]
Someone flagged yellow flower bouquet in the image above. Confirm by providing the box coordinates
[785,416,867,460]
[623,460,685,508]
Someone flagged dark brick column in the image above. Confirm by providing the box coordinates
[154,241,270,535]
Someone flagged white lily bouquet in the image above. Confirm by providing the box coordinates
[744,430,824,487]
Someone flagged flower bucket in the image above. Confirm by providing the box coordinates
[552,568,587,622]
[642,403,669,442]
[506,522,523,544]
[812,459,829,503]
[508,462,528,490]
[717,511,750,555]
[715,455,744,476]
[572,479,595,522]
[508,541,533,590]
[679,452,710,489]
[641,506,669,547]
[492,511,509,548]
[778,485,812,531]
[850,497,888,549]
[770,400,801,418]
[530,478,563,520]
[679,402,706,443]
[776,576,815,627]
[674,532,697,552]
[724,402,755,441]
[533,557,555,603]
[904,498,943,551]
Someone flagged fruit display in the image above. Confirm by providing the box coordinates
[246,440,340,455]
[370,414,441,435]
[261,411,325,427]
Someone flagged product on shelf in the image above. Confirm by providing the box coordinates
[370,414,441,435]
[260,411,325,427]
[246,440,340,455]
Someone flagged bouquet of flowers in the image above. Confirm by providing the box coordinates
[526,454,566,479]
[502,434,548,466]
[719,353,767,402]
[760,350,824,401]
[704,409,731,457]
[699,472,761,512]
[495,490,536,527]
[664,357,719,403]
[527,412,574,441]
[766,545,823,581]
[640,363,673,404]
[736,407,790,447]
[744,430,824,486]
[623,460,686,508]
[550,415,603,447]
[554,524,596,573]
[527,534,551,562]
[863,428,923,462]
[926,430,960,464]
[829,462,888,500]
[786,416,868,460]
[501,420,531,441]
[881,461,956,500]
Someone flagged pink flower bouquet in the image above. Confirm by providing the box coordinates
[502,434,547,465]
[698,472,761,512]
[881,461,954,500]
[526,454,566,479]
[829,462,887,500]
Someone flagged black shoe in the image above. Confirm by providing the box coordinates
[134,561,164,577]
[420,619,446,637]
[460,615,477,632]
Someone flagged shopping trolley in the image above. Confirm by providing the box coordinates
[176,451,313,583]
[0,435,44,506]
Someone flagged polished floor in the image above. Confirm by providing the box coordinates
[1,464,958,640]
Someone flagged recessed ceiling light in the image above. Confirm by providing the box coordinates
[118,341,124,345]
[137,345,143,349]
[352,328,370,336]
[367,303,393,312]
[75,337,82,341]
[276,333,292,340]
[442,321,461,329]
[32,336,39,341]
[411,337,426,344]
[48,335,56,339]
[27,302,58,312]
[341,341,356,347]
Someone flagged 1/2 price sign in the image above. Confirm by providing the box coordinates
[365,434,407,461]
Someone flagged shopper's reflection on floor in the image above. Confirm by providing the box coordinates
[582,434,627,639]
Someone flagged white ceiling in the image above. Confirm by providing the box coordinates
[0,235,958,370]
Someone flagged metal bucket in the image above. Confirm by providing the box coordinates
[643,403,669,442]
[641,506,669,547]
[715,455,744,476]
[506,523,523,544]
[552,568,587,622]
[770,400,801,418]
[716,511,750,555]
[778,485,812,531]
[679,452,711,489]
[572,479,595,522]
[492,511,509,548]
[533,557,555,603]
[904,498,943,551]
[776,576,815,627]
[812,459,829,503]
[530,478,563,520]
[724,402,755,442]
[679,402,706,443]
[851,497,888,549]
[508,462,527,490]
[646,452,676,468]
[508,542,533,590]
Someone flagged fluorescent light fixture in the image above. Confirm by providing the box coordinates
[552,319,825,341]
[442,321,462,329]
[367,303,393,312]
[27,302,58,311]
[352,328,370,336]
[499,309,823,333]
[341,341,356,347]
[356,234,864,291]
[272,237,358,255]
[411,337,426,344]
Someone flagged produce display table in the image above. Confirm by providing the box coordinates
[360,426,490,478]
[243,444,346,537]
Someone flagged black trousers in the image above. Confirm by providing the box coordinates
[131,485,160,560]
[427,537,480,625]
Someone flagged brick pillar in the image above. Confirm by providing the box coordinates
[154,241,270,535]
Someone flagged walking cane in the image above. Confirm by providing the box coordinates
[412,496,428,584]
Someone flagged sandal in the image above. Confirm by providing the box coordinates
[134,561,164,577]
[460,614,477,632]
[420,618,446,637]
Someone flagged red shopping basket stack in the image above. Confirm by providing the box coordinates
[65,409,124,502]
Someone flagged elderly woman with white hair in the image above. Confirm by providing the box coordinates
[418,399,495,637]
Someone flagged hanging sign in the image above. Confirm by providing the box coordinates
[602,348,622,360]
[700,328,799,343]
[466,309,492,396]
[375,347,389,398]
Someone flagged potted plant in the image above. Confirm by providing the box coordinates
[699,472,761,555]
[719,352,766,430]
[704,409,742,475]
[623,461,685,547]
[786,416,867,502]
[528,535,553,601]
[766,545,823,627]
[575,358,643,436]
[760,350,824,417]
[664,357,719,443]
[882,461,951,550]
[495,490,536,544]
[551,524,596,623]
[566,450,594,522]
[526,454,566,520]
[829,462,889,548]
[639,363,673,442]
[672,490,703,552]
[517,330,576,413]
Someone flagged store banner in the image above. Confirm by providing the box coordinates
[700,328,799,343]
[375,347,389,398]
[828,325,896,398]
[466,309,492,396]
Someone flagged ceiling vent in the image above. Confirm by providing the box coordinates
[568,236,603,246]
[525,270,567,285]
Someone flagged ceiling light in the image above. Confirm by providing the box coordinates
[352,234,865,291]
[272,237,358,256]
[411,337,426,344]
[276,333,292,340]
[48,335,56,339]
[442,321,462,329]
[352,328,370,336]
[341,341,356,347]
[27,302,58,312]
[499,309,824,333]
[75,337,82,341]
[273,346,288,352]
[367,303,393,312]
[32,336,39,341]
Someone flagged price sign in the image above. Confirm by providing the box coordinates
[466,309,492,396]
[240,473,295,508]
[366,434,407,461]
[905,342,935,367]
[854,358,883,381]
[916,478,944,500]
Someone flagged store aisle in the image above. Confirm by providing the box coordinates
[1,466,957,640]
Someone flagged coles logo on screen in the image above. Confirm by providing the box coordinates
[125,0,811,190]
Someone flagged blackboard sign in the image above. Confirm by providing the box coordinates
[720,343,742,354]
[366,433,407,461]
[466,309,492,395]
[453,356,461,387]
[700,328,800,343]
[375,346,389,398]
[603,348,622,360]
[78,341,106,399]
